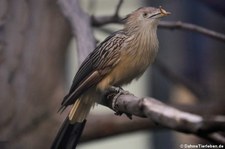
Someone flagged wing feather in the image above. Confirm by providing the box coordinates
[62,71,102,106]
[61,30,128,109]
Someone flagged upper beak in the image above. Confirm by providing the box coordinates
[159,6,171,17]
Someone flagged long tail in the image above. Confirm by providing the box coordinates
[69,98,94,123]
[51,117,86,149]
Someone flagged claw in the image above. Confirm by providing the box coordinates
[107,86,133,119]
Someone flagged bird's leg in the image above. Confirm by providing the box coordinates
[105,86,132,119]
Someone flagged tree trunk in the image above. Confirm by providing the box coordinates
[0,0,70,148]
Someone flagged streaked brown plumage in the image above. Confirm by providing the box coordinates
[61,6,170,123]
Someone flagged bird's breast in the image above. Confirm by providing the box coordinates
[113,45,157,85]
[97,41,158,90]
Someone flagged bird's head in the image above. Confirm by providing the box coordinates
[124,6,171,32]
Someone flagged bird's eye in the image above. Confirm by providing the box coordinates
[143,13,148,18]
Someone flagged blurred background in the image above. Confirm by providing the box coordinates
[0,0,224,149]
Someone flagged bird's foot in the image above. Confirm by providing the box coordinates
[106,86,132,119]
[106,86,130,99]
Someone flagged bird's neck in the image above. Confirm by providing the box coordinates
[124,25,159,63]
[130,25,159,50]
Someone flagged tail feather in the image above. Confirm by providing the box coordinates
[51,117,86,149]
[69,99,93,123]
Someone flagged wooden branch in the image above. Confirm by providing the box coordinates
[114,0,124,17]
[90,0,123,27]
[58,0,95,64]
[92,15,225,43]
[159,21,225,42]
[91,15,122,27]
[101,87,225,144]
[80,102,225,143]
[91,0,124,27]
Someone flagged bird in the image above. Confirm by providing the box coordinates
[51,6,170,149]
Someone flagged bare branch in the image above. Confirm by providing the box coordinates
[101,87,225,144]
[114,0,124,17]
[91,15,121,27]
[159,21,225,42]
[92,15,225,42]
[80,102,225,143]
[91,0,124,27]
[58,0,95,64]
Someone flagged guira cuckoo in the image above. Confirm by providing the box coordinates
[52,6,170,148]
